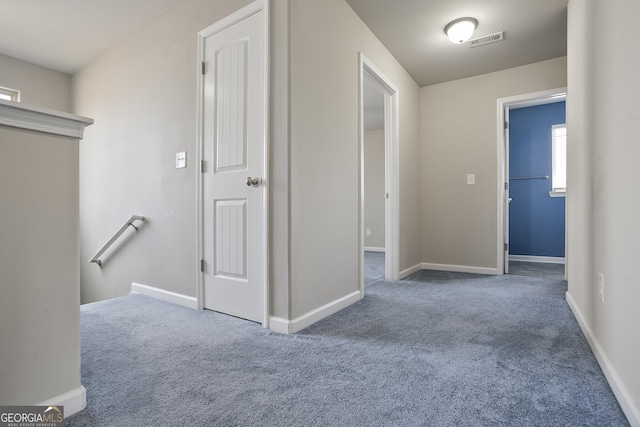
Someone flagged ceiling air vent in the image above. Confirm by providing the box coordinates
[469,31,504,48]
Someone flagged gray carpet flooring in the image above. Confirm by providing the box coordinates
[508,261,565,281]
[67,273,628,426]
[364,251,385,286]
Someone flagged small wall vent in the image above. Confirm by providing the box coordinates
[469,31,504,48]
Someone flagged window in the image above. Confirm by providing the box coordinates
[0,86,20,102]
[550,124,566,197]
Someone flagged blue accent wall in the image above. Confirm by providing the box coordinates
[509,102,565,257]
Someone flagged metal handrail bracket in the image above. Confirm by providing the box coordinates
[89,215,144,267]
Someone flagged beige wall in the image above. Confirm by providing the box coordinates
[72,0,252,303]
[0,128,81,406]
[567,0,640,423]
[0,53,71,111]
[71,0,422,323]
[420,57,567,271]
[288,0,421,317]
[364,129,385,249]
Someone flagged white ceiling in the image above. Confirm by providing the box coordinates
[0,0,567,87]
[0,0,186,74]
[345,0,568,87]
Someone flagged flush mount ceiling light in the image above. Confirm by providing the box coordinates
[444,17,478,44]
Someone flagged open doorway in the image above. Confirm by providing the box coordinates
[358,53,399,295]
[498,88,567,280]
[363,77,386,286]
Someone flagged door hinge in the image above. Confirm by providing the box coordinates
[505,182,509,191]
[201,62,206,75]
[504,243,508,251]
[200,259,205,272]
[504,121,509,130]
[201,160,206,173]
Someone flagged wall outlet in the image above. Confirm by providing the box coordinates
[598,273,605,303]
[176,152,186,169]
[366,228,371,236]
[467,173,475,185]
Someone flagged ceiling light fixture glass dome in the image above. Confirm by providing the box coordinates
[444,17,478,44]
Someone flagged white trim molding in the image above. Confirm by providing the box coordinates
[364,246,386,253]
[358,52,400,297]
[496,88,567,276]
[401,263,499,279]
[421,263,500,276]
[267,316,290,334]
[566,292,640,427]
[0,99,93,139]
[549,190,566,198]
[131,282,198,310]
[38,385,86,418]
[509,255,565,264]
[399,263,422,279]
[268,290,361,334]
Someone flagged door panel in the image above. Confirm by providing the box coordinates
[203,10,264,323]
[215,199,247,279]
[215,40,248,172]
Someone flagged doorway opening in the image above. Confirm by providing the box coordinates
[362,77,386,286]
[359,53,399,295]
[497,88,567,280]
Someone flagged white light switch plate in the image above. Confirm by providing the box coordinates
[176,152,186,169]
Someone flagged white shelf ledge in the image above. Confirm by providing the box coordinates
[0,99,93,139]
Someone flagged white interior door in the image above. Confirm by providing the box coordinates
[202,8,265,323]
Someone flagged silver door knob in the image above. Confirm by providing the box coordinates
[246,177,261,187]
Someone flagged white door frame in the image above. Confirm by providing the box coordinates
[359,53,400,295]
[496,87,567,277]
[195,0,270,326]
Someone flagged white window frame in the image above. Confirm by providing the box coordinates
[0,86,20,102]
[550,123,566,197]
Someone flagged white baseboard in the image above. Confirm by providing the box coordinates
[131,282,197,310]
[38,385,86,418]
[268,290,361,334]
[267,316,290,334]
[364,246,386,253]
[509,255,565,264]
[399,263,422,279]
[566,292,640,427]
[421,263,499,276]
